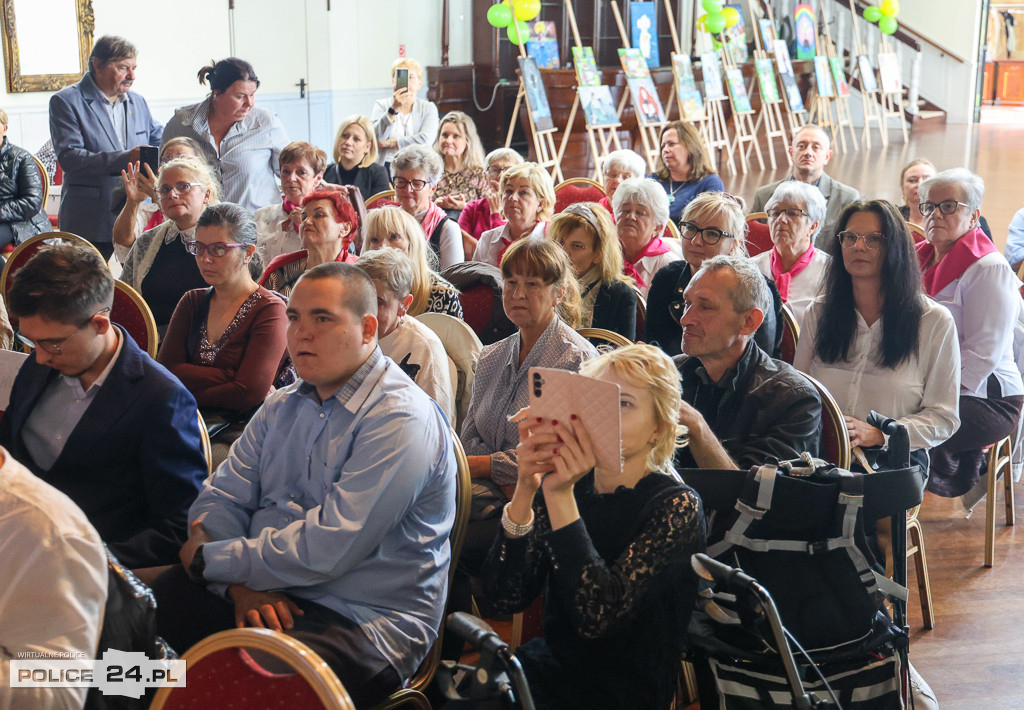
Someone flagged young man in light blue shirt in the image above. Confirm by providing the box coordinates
[153,263,456,706]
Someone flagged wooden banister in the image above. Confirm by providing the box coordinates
[841,0,966,63]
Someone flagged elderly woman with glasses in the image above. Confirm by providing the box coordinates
[392,144,464,269]
[121,157,220,331]
[751,181,830,327]
[158,203,288,414]
[598,149,647,219]
[645,192,782,357]
[459,148,524,242]
[915,168,1024,502]
[794,200,961,475]
[612,177,681,297]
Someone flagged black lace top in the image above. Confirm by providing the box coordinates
[482,472,706,710]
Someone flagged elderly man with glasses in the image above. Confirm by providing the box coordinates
[0,243,206,568]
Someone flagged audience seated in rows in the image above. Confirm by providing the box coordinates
[260,190,358,298]
[254,141,328,262]
[598,148,647,218]
[151,263,456,708]
[650,121,724,224]
[549,202,637,340]
[646,191,782,358]
[794,200,961,474]
[322,114,391,198]
[162,57,289,213]
[392,144,465,269]
[751,125,860,248]
[612,177,682,297]
[0,107,51,249]
[473,162,555,268]
[112,137,204,263]
[752,180,830,327]
[356,248,455,422]
[915,168,1024,502]
[1,244,207,567]
[120,156,219,331]
[363,205,463,319]
[483,344,706,710]
[458,147,523,241]
[372,57,439,170]
[158,203,289,414]
[433,111,487,219]
[674,255,822,470]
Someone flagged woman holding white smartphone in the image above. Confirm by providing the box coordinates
[370,57,440,171]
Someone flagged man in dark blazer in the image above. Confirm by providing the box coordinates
[0,244,206,568]
[49,35,163,259]
[750,124,860,249]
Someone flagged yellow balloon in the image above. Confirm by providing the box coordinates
[880,0,899,17]
[513,0,542,22]
[722,7,741,29]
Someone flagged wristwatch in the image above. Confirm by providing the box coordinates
[189,544,207,583]
[387,107,398,116]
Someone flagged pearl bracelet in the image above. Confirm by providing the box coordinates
[501,502,534,538]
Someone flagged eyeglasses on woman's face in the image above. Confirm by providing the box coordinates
[393,177,429,192]
[766,207,809,221]
[157,181,204,198]
[680,221,732,245]
[186,241,245,257]
[918,199,969,217]
[837,231,886,250]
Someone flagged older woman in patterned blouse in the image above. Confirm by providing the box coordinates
[483,344,706,710]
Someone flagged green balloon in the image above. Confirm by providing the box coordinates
[863,5,882,22]
[702,0,724,12]
[506,19,529,44]
[705,11,726,34]
[879,16,898,34]
[487,3,513,28]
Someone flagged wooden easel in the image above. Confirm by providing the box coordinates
[697,51,737,175]
[847,1,887,148]
[806,48,841,152]
[878,39,909,144]
[662,0,712,148]
[503,13,564,182]
[745,0,791,170]
[609,0,666,173]
[818,0,859,151]
[718,34,764,174]
[556,0,622,180]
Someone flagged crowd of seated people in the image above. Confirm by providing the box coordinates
[8,31,1023,709]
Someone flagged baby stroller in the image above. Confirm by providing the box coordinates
[682,413,924,709]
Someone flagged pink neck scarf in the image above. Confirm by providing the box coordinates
[770,244,816,301]
[623,237,670,289]
[916,226,996,297]
[419,202,448,241]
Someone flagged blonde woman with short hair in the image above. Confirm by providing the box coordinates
[371,57,440,168]
[472,162,555,267]
[323,115,391,198]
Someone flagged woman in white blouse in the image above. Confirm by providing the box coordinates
[752,181,830,327]
[473,162,555,268]
[794,200,961,474]
[371,57,440,170]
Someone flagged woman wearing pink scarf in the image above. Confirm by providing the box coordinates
[612,177,682,298]
[915,168,1023,503]
[473,162,554,268]
[751,181,830,327]
[391,144,465,269]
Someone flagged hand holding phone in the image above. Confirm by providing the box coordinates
[395,68,409,91]
[139,145,159,174]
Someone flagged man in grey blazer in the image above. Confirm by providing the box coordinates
[750,125,860,248]
[49,36,163,259]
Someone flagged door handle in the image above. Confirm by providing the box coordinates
[296,78,307,99]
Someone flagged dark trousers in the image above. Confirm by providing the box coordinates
[92,240,115,261]
[150,565,401,707]
[928,382,1024,498]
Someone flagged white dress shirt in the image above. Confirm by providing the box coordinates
[794,296,961,451]
[473,221,548,267]
[752,248,830,328]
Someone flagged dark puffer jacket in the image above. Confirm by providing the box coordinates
[0,137,51,243]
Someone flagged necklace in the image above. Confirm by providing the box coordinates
[666,178,688,204]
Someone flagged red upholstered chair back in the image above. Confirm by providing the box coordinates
[745,212,773,257]
[1,232,102,327]
[907,221,925,244]
[779,302,799,366]
[365,190,398,210]
[802,374,852,470]
[111,281,159,358]
[554,178,606,213]
[458,282,495,339]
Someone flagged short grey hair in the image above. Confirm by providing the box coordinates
[604,149,647,179]
[391,144,443,185]
[919,167,985,212]
[611,177,670,227]
[694,254,772,317]
[355,248,414,298]
[485,148,524,168]
[764,181,827,238]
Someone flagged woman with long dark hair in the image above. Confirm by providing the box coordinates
[793,200,960,471]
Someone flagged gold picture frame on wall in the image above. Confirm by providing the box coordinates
[0,0,94,93]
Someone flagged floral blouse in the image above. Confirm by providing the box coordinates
[436,167,487,202]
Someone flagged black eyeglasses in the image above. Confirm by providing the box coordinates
[18,307,111,355]
[185,241,245,257]
[766,208,810,221]
[393,178,429,192]
[919,199,969,217]
[838,231,886,250]
[680,221,733,245]
[157,181,204,198]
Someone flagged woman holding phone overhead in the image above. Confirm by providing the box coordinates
[371,58,440,171]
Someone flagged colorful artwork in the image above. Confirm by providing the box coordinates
[572,46,601,87]
[672,53,705,120]
[725,67,753,113]
[794,4,816,60]
[722,5,749,64]
[628,77,667,125]
[773,39,794,76]
[773,41,804,112]
[578,86,619,127]
[518,56,554,131]
[813,56,835,98]
[618,47,650,79]
[878,53,901,94]
[857,54,878,93]
[630,1,660,68]
[700,51,725,100]
[526,21,560,69]
[758,19,777,50]
[829,57,850,97]
[755,57,780,103]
